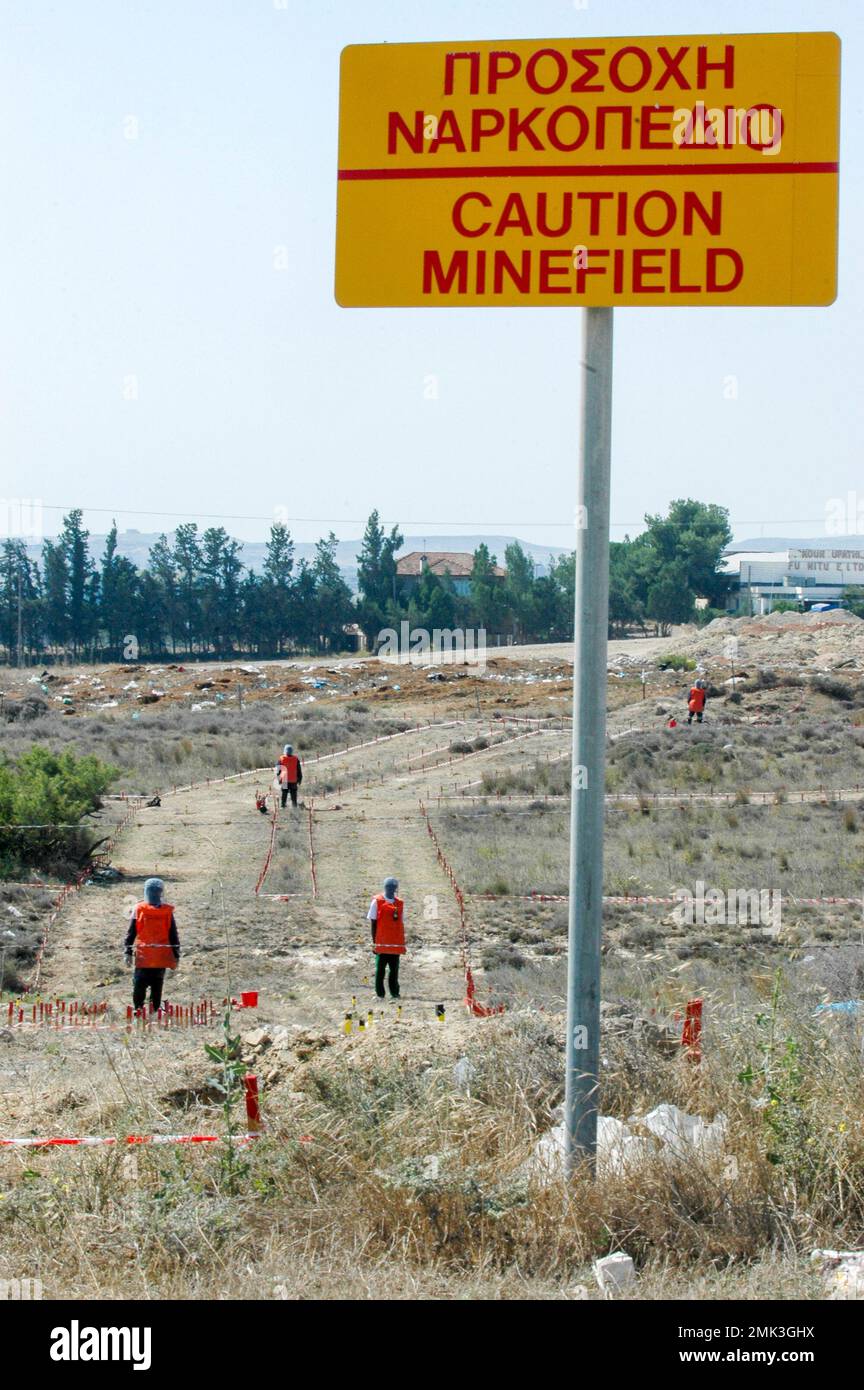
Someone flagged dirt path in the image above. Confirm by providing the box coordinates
[2,722,520,1142]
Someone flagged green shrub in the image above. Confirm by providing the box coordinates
[0,745,118,875]
[659,654,696,671]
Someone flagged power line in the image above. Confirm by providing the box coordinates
[20,503,851,532]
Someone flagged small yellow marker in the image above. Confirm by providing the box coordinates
[358,1015,366,1031]
[436,1003,445,1023]
[396,1005,402,1020]
[367,1010,374,1027]
[351,995,357,1010]
[343,1013,352,1035]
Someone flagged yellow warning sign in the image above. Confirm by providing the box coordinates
[335,33,840,307]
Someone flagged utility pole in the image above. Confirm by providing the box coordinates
[565,307,614,1174]
[16,562,23,668]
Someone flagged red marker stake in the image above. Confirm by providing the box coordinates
[244,1074,262,1132]
[682,998,703,1064]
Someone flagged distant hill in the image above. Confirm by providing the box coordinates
[25,530,569,592]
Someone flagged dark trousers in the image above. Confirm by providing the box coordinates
[688,711,704,724]
[281,782,298,808]
[375,953,401,999]
[133,968,166,1010]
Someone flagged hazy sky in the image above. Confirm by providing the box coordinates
[0,0,860,551]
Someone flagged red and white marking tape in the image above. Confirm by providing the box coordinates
[0,1133,262,1149]
[307,802,318,899]
[28,798,147,991]
[471,891,864,907]
[419,800,504,1019]
[253,802,279,895]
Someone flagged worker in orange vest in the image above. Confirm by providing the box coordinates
[124,877,180,1011]
[275,743,303,809]
[367,876,405,1000]
[687,679,707,725]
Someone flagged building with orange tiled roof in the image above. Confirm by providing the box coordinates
[395,550,506,597]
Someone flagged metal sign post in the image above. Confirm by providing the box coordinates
[565,306,614,1173]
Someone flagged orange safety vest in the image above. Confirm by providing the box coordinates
[373,893,405,955]
[688,686,706,712]
[134,902,177,970]
[279,754,299,783]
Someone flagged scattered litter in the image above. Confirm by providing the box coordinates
[527,1102,728,1182]
[594,1252,636,1297]
[811,1249,864,1300]
[452,1056,476,1093]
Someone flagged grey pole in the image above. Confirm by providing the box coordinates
[565,306,614,1174]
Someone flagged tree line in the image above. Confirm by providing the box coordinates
[0,499,732,664]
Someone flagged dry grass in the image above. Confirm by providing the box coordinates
[0,704,413,795]
[440,801,864,901]
[0,976,859,1300]
[481,720,864,797]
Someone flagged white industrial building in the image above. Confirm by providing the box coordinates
[723,541,864,614]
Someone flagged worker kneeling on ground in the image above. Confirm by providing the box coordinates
[688,679,707,725]
[124,876,180,1011]
[368,876,405,1000]
[275,743,303,809]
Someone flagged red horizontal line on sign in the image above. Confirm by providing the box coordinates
[339,161,838,180]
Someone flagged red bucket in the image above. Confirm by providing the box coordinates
[241,991,258,1008]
